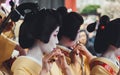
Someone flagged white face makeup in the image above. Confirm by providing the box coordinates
[40,26,59,54]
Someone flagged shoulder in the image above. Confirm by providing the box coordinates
[11,56,41,74]
[90,57,119,73]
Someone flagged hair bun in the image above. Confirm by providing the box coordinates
[57,7,68,18]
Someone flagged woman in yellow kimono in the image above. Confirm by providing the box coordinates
[90,16,120,75]
[11,8,72,75]
[0,17,26,75]
[0,0,26,75]
[56,7,95,75]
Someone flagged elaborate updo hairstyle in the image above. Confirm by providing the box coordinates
[57,6,68,19]
[94,15,110,53]
[94,18,120,53]
[19,9,62,49]
[87,15,110,33]
[57,7,84,41]
[105,18,120,49]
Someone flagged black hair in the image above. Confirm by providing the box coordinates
[58,12,84,41]
[19,9,62,49]
[94,18,120,53]
[99,15,110,25]
[87,15,110,32]
[57,6,68,18]
[105,18,120,48]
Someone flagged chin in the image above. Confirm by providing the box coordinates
[45,49,53,54]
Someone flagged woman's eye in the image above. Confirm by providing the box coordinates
[54,34,57,37]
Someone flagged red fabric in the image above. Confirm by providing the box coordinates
[65,0,77,12]
[90,61,116,75]
[117,56,120,60]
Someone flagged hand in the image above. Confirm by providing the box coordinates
[3,21,14,32]
[55,49,68,69]
[69,49,80,64]
[55,49,72,75]
[15,44,26,56]
[0,17,14,32]
[73,43,91,56]
[71,43,94,63]
[42,49,60,72]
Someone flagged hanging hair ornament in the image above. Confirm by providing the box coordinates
[0,2,39,34]
[11,2,39,22]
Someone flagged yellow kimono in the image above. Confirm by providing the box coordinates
[70,54,90,75]
[11,56,63,75]
[57,45,90,75]
[90,57,119,75]
[0,34,16,75]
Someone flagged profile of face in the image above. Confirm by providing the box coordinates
[79,31,87,45]
[40,27,59,54]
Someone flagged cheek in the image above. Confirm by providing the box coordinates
[43,37,58,53]
[42,44,53,54]
[50,35,58,46]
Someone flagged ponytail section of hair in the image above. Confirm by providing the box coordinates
[19,12,36,49]
[94,15,110,53]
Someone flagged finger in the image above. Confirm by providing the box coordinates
[44,49,61,62]
[43,52,56,62]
